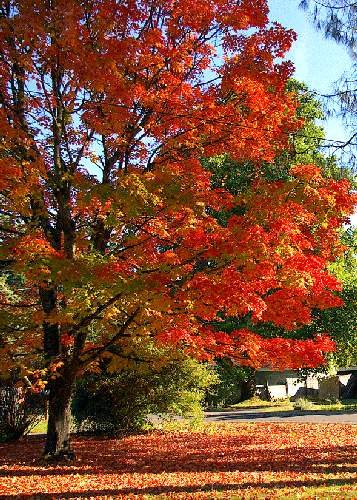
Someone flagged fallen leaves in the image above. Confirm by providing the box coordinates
[0,423,356,498]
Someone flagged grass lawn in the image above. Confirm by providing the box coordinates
[229,396,293,412]
[30,419,48,434]
[3,422,356,499]
[228,397,357,413]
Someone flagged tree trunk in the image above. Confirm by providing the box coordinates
[44,372,75,460]
[39,285,74,459]
[39,286,60,357]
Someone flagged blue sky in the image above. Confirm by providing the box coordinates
[268,1,356,225]
[268,0,353,143]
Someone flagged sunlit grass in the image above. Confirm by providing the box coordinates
[228,396,357,413]
[29,419,47,434]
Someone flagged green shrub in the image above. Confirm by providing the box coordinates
[72,357,217,434]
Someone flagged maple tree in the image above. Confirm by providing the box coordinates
[202,79,356,401]
[0,0,355,458]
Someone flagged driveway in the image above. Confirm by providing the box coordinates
[205,408,357,423]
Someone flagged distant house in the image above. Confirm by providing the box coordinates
[255,366,357,400]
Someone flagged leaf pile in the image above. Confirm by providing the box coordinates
[0,423,356,498]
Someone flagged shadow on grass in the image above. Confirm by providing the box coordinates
[1,433,356,476]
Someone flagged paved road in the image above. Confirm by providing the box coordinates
[205,408,357,423]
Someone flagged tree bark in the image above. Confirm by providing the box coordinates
[39,285,74,460]
[39,286,60,357]
[44,370,75,460]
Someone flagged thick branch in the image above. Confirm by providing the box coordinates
[79,307,140,367]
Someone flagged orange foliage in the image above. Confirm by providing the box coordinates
[0,0,355,382]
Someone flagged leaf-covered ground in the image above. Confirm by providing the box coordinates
[1,423,356,499]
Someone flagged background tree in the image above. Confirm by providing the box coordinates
[205,360,255,408]
[205,78,356,400]
[299,227,357,368]
[298,0,357,170]
[0,0,354,459]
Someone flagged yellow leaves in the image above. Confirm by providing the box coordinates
[185,300,195,311]
[102,305,120,322]
[276,243,295,258]
[106,353,135,373]
[118,172,162,216]
[319,220,329,229]
[194,200,206,217]
[279,268,314,289]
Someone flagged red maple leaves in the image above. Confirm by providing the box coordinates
[0,0,355,380]
[1,424,356,498]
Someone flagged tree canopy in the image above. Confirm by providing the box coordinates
[0,0,355,457]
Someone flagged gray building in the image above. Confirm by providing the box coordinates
[255,366,357,400]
